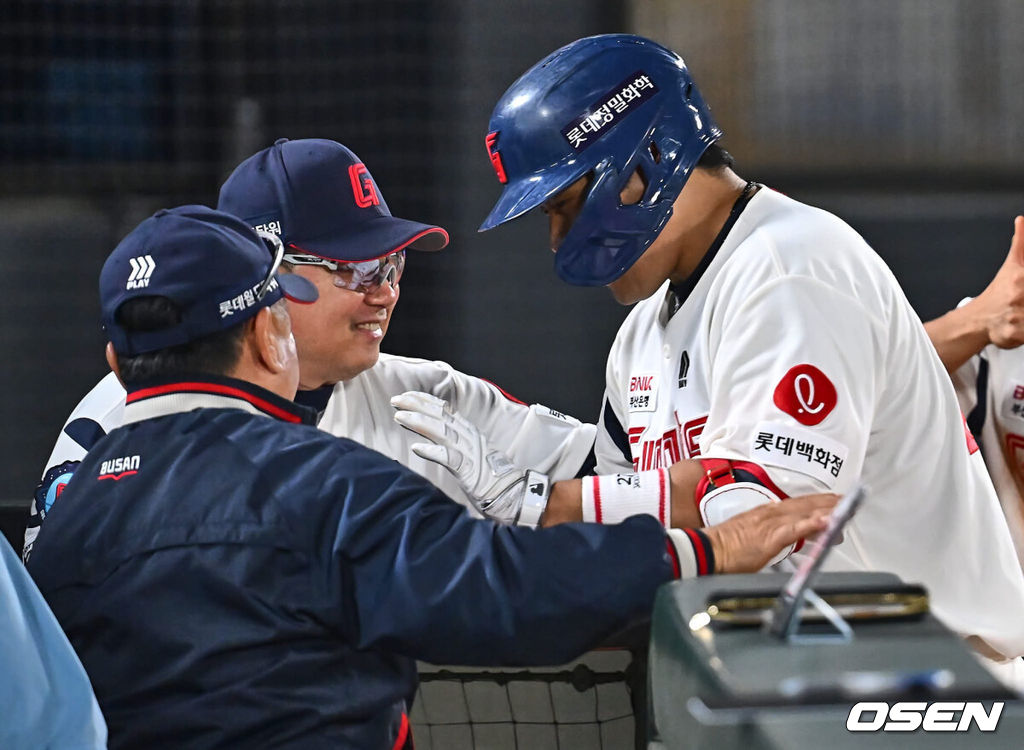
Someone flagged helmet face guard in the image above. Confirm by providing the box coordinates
[480,35,722,286]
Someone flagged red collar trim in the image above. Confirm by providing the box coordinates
[126,381,304,423]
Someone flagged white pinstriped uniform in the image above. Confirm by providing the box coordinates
[952,328,1024,571]
[595,188,1024,665]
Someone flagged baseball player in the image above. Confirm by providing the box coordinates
[24,138,594,562]
[393,34,1024,681]
[27,206,833,748]
[925,215,1024,568]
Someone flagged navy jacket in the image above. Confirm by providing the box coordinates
[29,375,677,749]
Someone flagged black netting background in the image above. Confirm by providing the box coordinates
[2,4,1023,748]
[412,651,644,750]
[0,0,439,203]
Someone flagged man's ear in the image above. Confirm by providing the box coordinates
[105,342,126,387]
[252,304,292,374]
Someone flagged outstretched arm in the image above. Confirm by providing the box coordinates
[394,390,705,529]
[542,459,706,529]
[925,215,1024,373]
[393,391,835,574]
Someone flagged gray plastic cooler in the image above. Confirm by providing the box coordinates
[647,572,1024,749]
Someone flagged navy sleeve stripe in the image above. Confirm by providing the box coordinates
[966,356,988,442]
[575,447,597,478]
[602,398,633,466]
[63,418,107,451]
[683,528,716,576]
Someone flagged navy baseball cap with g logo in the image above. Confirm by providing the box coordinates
[100,205,318,356]
[217,138,449,262]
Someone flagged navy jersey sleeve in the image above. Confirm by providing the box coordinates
[299,444,675,667]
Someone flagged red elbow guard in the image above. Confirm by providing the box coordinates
[695,457,803,552]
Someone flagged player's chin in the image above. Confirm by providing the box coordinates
[606,278,643,306]
[339,347,381,380]
[608,267,668,305]
[358,336,383,359]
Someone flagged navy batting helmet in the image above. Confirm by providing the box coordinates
[479,34,721,286]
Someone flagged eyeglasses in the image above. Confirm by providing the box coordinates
[283,249,405,293]
[255,230,286,301]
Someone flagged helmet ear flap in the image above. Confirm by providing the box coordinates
[638,138,673,204]
[621,137,668,208]
[608,138,651,208]
[619,164,648,207]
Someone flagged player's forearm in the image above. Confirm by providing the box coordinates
[540,469,837,575]
[540,479,583,525]
[668,459,705,528]
[924,303,990,374]
[540,460,704,528]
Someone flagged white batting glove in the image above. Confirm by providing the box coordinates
[391,391,550,527]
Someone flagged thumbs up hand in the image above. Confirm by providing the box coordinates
[978,216,1024,349]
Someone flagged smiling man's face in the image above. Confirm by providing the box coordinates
[285,264,400,389]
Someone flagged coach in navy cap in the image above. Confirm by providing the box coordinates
[219,137,448,259]
[216,138,449,392]
[101,205,317,358]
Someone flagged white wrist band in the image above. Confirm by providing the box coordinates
[517,470,550,528]
[581,468,670,528]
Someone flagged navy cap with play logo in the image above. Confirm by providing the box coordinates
[100,205,318,356]
[216,138,449,262]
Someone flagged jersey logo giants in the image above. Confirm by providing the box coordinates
[631,414,707,471]
[98,454,141,481]
[773,364,837,426]
[348,163,380,208]
[485,132,508,184]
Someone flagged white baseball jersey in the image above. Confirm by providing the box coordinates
[596,187,1024,660]
[951,325,1024,571]
[24,372,126,561]
[25,354,595,559]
